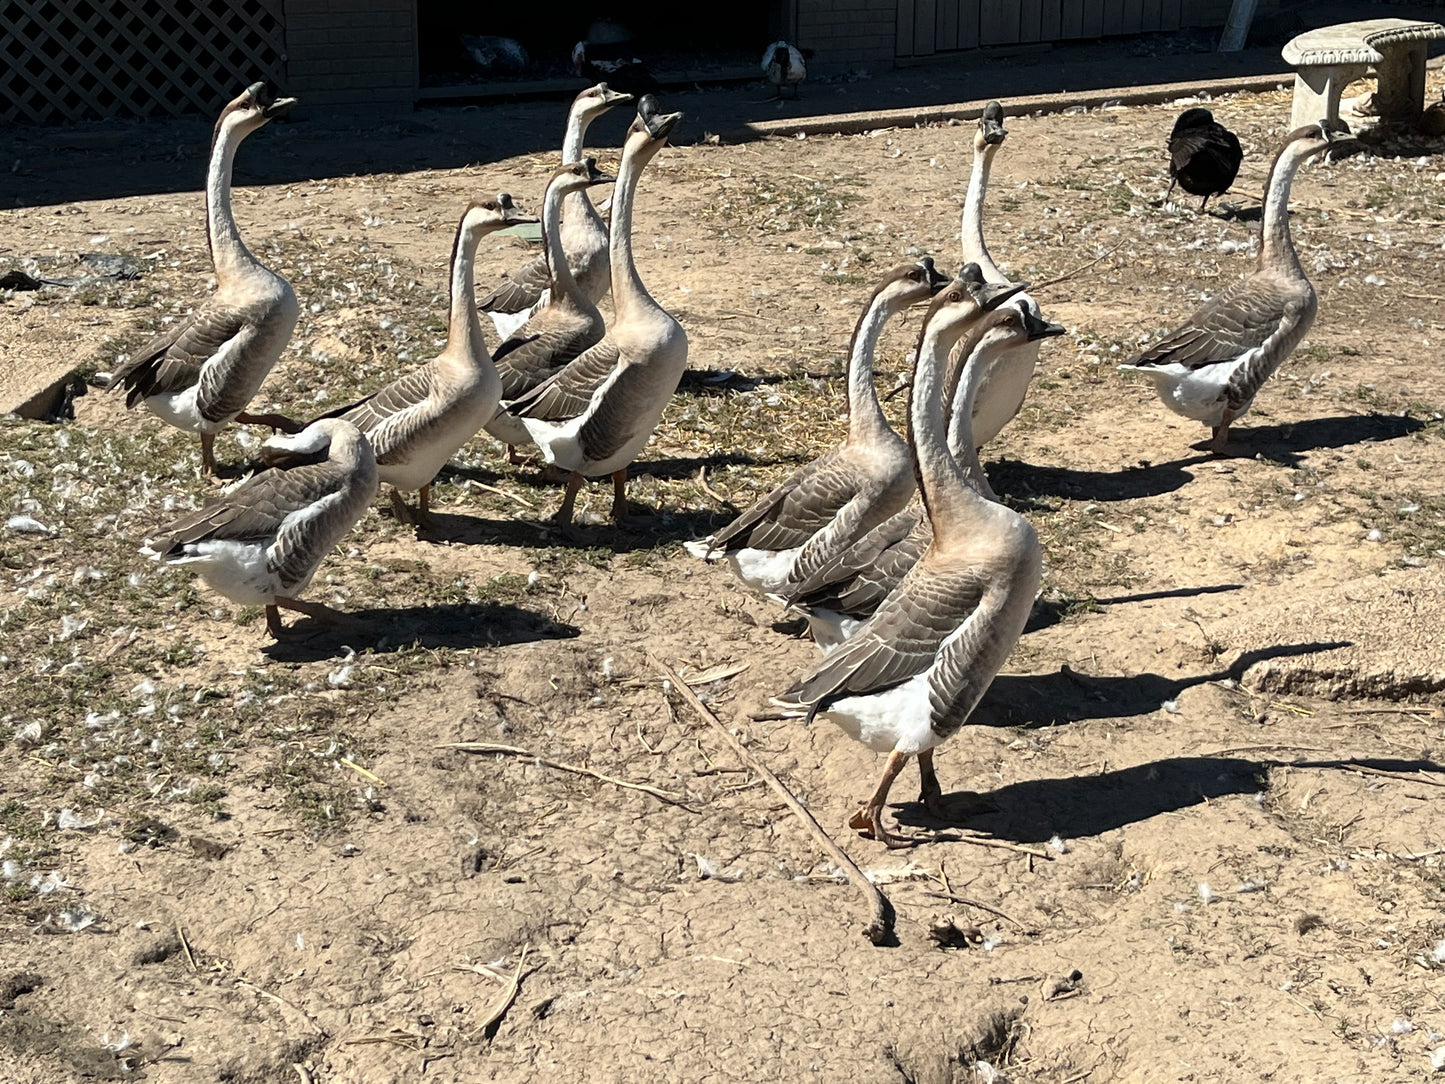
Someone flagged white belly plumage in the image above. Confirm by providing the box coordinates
[1126,348,1258,426]
[802,607,863,651]
[819,670,939,755]
[163,539,282,606]
[488,300,543,343]
[728,545,802,593]
[146,386,223,435]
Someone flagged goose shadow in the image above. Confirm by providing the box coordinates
[676,369,776,396]
[1024,582,1245,634]
[1213,412,1426,467]
[898,755,1445,844]
[262,601,579,662]
[988,452,1212,504]
[969,640,1351,730]
[417,505,728,551]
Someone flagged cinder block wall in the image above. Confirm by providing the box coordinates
[283,0,418,107]
[797,0,898,72]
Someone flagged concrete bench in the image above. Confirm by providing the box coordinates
[1282,18,1445,130]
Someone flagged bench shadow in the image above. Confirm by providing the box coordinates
[263,601,579,662]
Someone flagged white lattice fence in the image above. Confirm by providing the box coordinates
[1,0,286,123]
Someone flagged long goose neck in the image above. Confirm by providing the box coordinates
[560,109,603,235]
[911,320,992,528]
[446,216,489,366]
[945,336,1000,500]
[543,180,584,300]
[1259,142,1309,275]
[961,142,1003,281]
[608,142,653,322]
[206,119,254,277]
[845,294,896,442]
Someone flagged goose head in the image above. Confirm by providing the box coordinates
[623,95,684,163]
[463,192,538,232]
[922,263,1032,350]
[972,304,1067,357]
[259,417,366,470]
[549,157,618,197]
[871,257,952,313]
[215,82,297,144]
[573,82,634,121]
[976,100,1007,152]
[1284,117,1362,164]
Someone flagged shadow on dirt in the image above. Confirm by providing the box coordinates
[263,601,579,662]
[974,641,1349,729]
[989,452,1213,503]
[1025,582,1245,633]
[903,755,1445,844]
[1223,412,1427,467]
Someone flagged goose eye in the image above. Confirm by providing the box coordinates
[482,201,499,211]
[949,290,963,302]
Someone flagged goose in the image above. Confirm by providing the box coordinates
[1120,120,1358,453]
[479,83,633,340]
[108,82,300,476]
[770,266,1044,847]
[762,41,806,99]
[959,100,1051,450]
[501,95,686,527]
[571,41,659,99]
[1165,108,1244,211]
[141,418,378,639]
[484,159,617,459]
[683,259,950,595]
[787,302,1065,648]
[307,194,536,528]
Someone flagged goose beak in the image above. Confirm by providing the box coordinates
[1022,309,1067,341]
[980,100,1007,144]
[497,193,539,225]
[976,279,1031,311]
[921,258,950,294]
[637,94,683,140]
[1319,120,1362,161]
[587,171,618,187]
[597,83,634,107]
[250,82,297,119]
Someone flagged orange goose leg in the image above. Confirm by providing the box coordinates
[849,749,916,849]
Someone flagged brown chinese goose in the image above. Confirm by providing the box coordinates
[502,96,686,527]
[485,160,617,456]
[771,266,1043,847]
[787,301,1065,647]
[141,418,378,638]
[960,100,1051,450]
[1120,120,1358,452]
[479,83,632,339]
[310,194,535,527]
[108,82,300,476]
[683,259,949,594]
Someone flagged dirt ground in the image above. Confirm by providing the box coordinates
[3,73,1445,1083]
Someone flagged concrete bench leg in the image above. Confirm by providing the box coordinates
[1374,42,1429,122]
[1290,63,1367,129]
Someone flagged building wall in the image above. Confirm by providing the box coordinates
[282,0,418,106]
[796,0,898,70]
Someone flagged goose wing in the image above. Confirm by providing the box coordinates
[149,460,346,584]
[316,366,436,463]
[109,304,251,408]
[776,562,990,719]
[787,505,927,614]
[506,335,622,420]
[706,447,862,556]
[493,311,603,399]
[1123,275,1301,372]
[478,254,550,314]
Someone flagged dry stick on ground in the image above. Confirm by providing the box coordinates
[945,833,1054,861]
[440,742,698,811]
[472,943,530,1037]
[649,653,894,945]
[1030,237,1128,291]
[926,890,1030,931]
